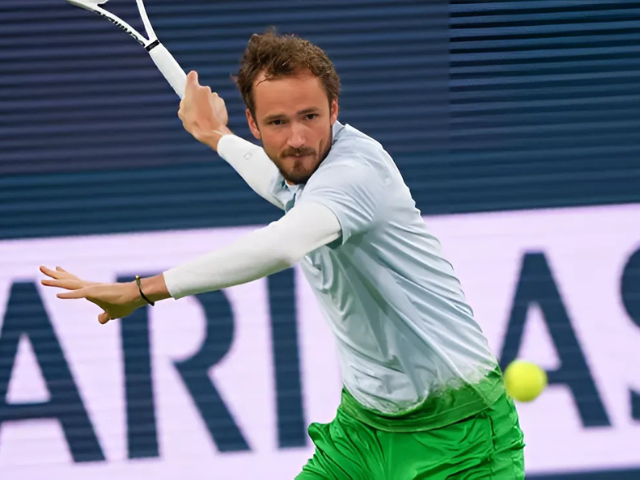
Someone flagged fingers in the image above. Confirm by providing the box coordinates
[98,311,111,325]
[186,70,199,87]
[180,71,198,121]
[40,265,71,279]
[40,265,59,279]
[185,71,215,96]
[41,278,82,290]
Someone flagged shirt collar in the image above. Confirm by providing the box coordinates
[332,120,345,141]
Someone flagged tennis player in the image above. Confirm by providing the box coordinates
[41,31,525,479]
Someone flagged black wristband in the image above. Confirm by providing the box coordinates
[135,275,155,306]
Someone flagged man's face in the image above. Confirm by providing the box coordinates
[246,72,339,184]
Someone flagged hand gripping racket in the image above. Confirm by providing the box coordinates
[67,0,187,98]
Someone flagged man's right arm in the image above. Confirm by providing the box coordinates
[178,71,284,210]
[217,135,284,209]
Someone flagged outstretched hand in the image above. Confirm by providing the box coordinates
[40,266,144,324]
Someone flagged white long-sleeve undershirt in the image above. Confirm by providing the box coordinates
[163,202,341,299]
[216,134,285,209]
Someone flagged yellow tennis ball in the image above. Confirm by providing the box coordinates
[504,360,547,402]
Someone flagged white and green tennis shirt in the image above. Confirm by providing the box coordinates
[271,121,503,419]
[165,120,504,425]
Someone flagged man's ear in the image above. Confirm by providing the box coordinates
[246,109,261,140]
[330,98,339,124]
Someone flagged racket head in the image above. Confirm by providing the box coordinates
[66,0,149,46]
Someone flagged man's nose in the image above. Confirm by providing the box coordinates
[287,123,306,149]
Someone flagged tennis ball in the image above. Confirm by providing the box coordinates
[504,360,547,402]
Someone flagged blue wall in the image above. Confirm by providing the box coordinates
[2,1,639,240]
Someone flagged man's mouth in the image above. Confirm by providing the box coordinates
[286,153,314,160]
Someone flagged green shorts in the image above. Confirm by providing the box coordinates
[297,385,525,479]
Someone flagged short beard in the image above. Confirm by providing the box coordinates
[279,165,315,185]
[271,125,333,185]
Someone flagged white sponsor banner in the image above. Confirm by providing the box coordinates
[0,203,638,478]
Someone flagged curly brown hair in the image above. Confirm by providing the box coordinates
[235,29,341,117]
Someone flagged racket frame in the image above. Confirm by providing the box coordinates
[67,0,151,47]
[66,0,187,97]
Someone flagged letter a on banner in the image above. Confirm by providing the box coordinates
[0,282,105,463]
[500,252,610,427]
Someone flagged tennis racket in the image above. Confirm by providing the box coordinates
[67,0,187,98]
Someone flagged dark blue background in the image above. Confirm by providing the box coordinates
[2,0,639,241]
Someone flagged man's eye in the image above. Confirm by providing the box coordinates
[270,119,284,126]
[305,114,318,120]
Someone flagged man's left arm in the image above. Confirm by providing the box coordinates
[40,203,341,324]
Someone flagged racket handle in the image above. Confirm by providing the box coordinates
[148,43,187,99]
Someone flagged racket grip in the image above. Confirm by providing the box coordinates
[148,43,187,99]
